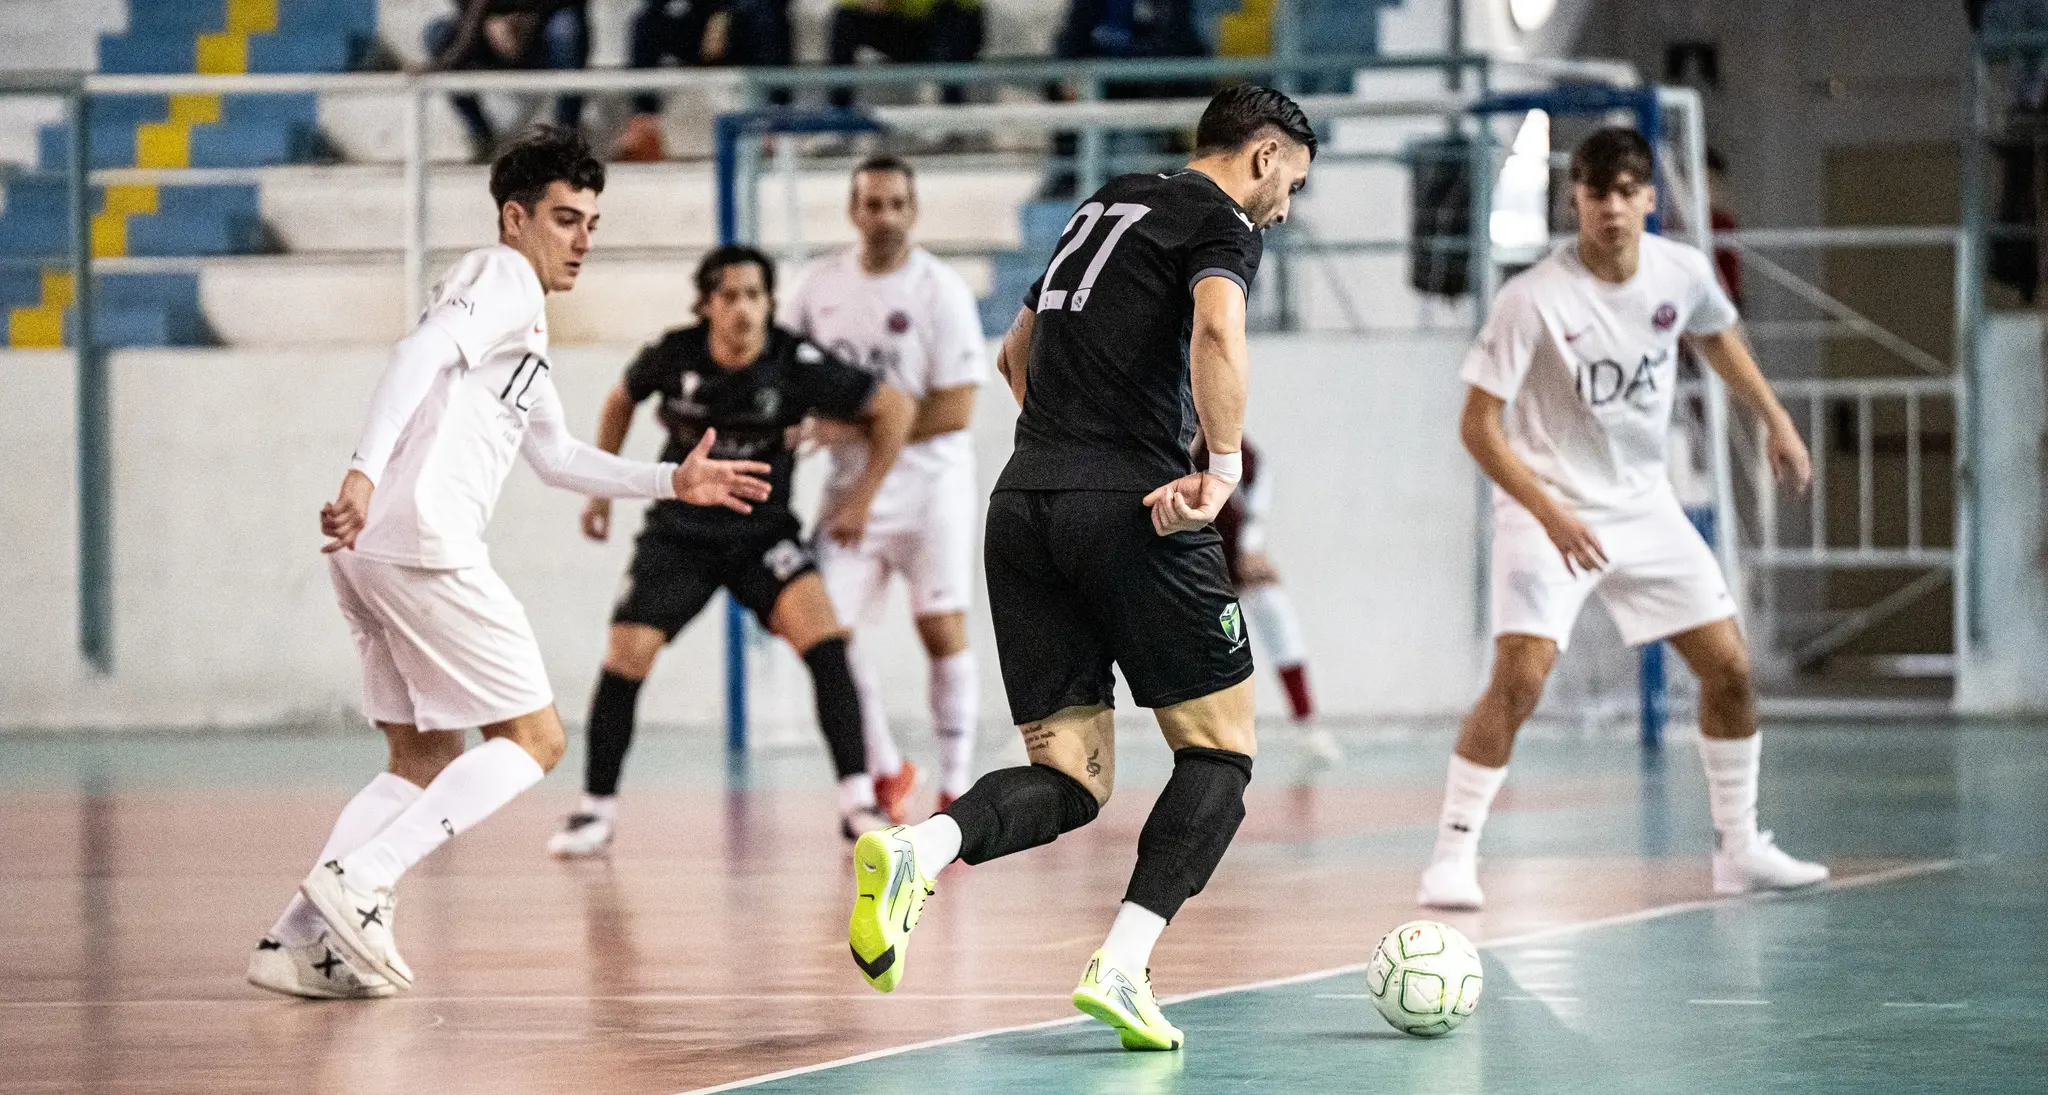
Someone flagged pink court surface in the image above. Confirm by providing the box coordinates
[2,721,2039,1094]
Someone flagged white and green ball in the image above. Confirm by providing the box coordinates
[1366,919,1484,1037]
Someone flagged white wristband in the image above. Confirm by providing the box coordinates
[1204,450,1242,485]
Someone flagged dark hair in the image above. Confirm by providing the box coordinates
[1193,84,1318,160]
[1705,145,1728,175]
[851,154,916,196]
[694,244,776,302]
[1570,127,1654,192]
[489,124,606,214]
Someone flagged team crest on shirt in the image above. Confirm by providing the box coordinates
[1652,302,1678,331]
[886,310,911,333]
[1219,602,1246,649]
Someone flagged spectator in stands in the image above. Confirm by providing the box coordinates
[1041,0,1210,197]
[615,0,793,163]
[422,0,590,162]
[828,0,986,109]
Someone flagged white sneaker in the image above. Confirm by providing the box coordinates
[1712,830,1829,895]
[1298,727,1344,770]
[547,812,615,858]
[1416,855,1484,910]
[840,805,891,842]
[299,860,414,990]
[247,933,398,1000]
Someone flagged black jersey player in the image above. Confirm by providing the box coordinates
[845,85,1317,1051]
[549,245,914,852]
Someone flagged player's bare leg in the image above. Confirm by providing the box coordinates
[552,623,666,858]
[302,706,561,987]
[914,609,978,811]
[1667,619,1827,893]
[1419,634,1556,909]
[770,573,886,836]
[250,722,464,999]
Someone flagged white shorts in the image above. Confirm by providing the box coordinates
[818,470,977,626]
[1490,491,1734,651]
[328,551,554,731]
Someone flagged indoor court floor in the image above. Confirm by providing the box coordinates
[3,719,2043,1093]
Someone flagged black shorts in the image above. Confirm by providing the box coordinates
[983,489,1254,725]
[612,518,817,639]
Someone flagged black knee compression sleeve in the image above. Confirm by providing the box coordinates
[803,637,868,779]
[584,670,643,797]
[944,763,1101,865]
[1124,747,1253,920]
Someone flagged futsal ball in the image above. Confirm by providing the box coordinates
[1365,919,1483,1037]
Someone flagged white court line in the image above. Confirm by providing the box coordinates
[679,858,1961,1094]
[1498,996,1582,1003]
[1882,1001,1969,1009]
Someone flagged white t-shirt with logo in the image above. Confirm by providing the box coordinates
[782,247,987,518]
[350,245,678,569]
[1461,234,1739,515]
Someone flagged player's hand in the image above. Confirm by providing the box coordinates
[1142,472,1235,536]
[581,497,612,542]
[823,492,874,547]
[1539,507,1609,575]
[673,428,773,514]
[320,470,374,553]
[1765,415,1812,496]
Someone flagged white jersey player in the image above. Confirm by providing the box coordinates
[1418,127,1828,911]
[783,156,987,819]
[246,128,770,1000]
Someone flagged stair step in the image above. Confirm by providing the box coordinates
[126,0,375,35]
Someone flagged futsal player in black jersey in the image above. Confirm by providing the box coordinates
[548,245,914,851]
[847,86,1316,1050]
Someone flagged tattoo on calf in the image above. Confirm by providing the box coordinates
[1085,748,1102,777]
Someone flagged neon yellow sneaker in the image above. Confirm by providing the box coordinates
[848,825,935,992]
[1071,950,1184,1051]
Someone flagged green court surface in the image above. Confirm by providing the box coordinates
[698,724,2048,1095]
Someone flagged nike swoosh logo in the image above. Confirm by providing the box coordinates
[1564,326,1592,343]
[851,943,897,979]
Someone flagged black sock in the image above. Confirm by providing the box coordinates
[944,763,1100,865]
[1123,747,1253,920]
[803,636,868,780]
[584,670,644,798]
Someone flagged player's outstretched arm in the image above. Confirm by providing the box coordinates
[1143,277,1246,536]
[1460,387,1608,575]
[995,306,1035,407]
[321,324,464,553]
[822,384,915,546]
[580,382,641,541]
[1688,327,1812,494]
[521,372,771,510]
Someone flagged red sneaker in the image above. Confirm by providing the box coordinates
[935,791,958,814]
[873,761,919,825]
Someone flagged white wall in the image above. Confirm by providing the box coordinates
[1955,315,2048,714]
[0,331,1486,736]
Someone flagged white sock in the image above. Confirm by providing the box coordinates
[929,650,978,796]
[850,638,902,777]
[272,772,421,945]
[1432,754,1509,863]
[577,793,617,822]
[1698,733,1762,850]
[838,772,877,815]
[339,738,545,891]
[1101,901,1168,971]
[1243,583,1308,665]
[905,812,962,871]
